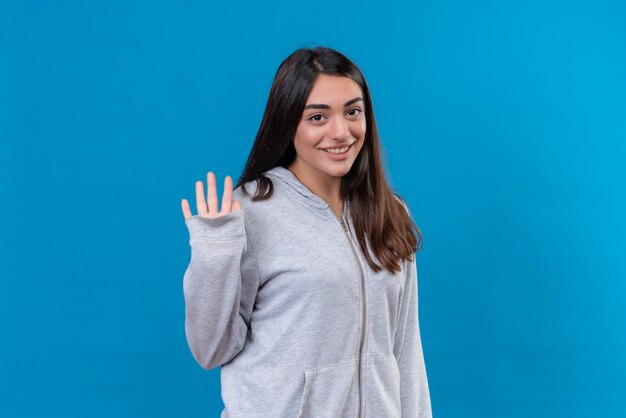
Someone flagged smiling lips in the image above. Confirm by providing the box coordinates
[319,142,355,154]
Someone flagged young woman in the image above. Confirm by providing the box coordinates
[180,46,432,418]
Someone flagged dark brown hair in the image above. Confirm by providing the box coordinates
[235,46,423,274]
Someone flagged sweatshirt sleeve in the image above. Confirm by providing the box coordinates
[182,209,260,370]
[393,196,433,417]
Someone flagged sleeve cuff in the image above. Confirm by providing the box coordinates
[184,210,245,241]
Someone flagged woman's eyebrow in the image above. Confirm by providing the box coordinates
[304,97,363,110]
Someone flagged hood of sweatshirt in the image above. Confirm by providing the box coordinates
[263,165,350,218]
[182,165,432,417]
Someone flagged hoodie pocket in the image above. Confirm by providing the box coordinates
[295,359,358,418]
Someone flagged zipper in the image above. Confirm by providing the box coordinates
[335,206,366,418]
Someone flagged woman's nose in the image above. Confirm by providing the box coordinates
[328,116,350,140]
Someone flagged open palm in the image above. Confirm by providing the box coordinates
[181,171,241,220]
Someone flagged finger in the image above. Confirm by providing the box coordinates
[221,175,233,213]
[207,171,219,214]
[232,199,241,212]
[181,198,192,220]
[195,180,208,216]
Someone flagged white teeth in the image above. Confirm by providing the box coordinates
[322,144,351,154]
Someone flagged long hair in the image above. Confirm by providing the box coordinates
[235,46,423,274]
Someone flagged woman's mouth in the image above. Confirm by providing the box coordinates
[319,142,354,155]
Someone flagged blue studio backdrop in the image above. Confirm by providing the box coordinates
[1,1,625,417]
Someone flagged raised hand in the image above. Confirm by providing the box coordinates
[181,171,241,221]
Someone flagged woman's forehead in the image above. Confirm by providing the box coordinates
[306,75,363,107]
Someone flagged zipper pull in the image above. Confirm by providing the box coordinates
[338,216,348,232]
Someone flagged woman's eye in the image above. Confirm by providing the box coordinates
[308,108,362,122]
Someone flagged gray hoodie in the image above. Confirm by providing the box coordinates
[183,165,432,417]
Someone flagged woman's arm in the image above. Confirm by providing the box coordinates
[182,209,260,370]
[393,195,433,417]
[393,256,432,417]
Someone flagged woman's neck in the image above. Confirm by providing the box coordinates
[286,161,343,215]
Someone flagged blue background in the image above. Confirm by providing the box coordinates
[2,1,625,417]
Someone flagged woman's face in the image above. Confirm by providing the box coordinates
[291,74,366,180]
